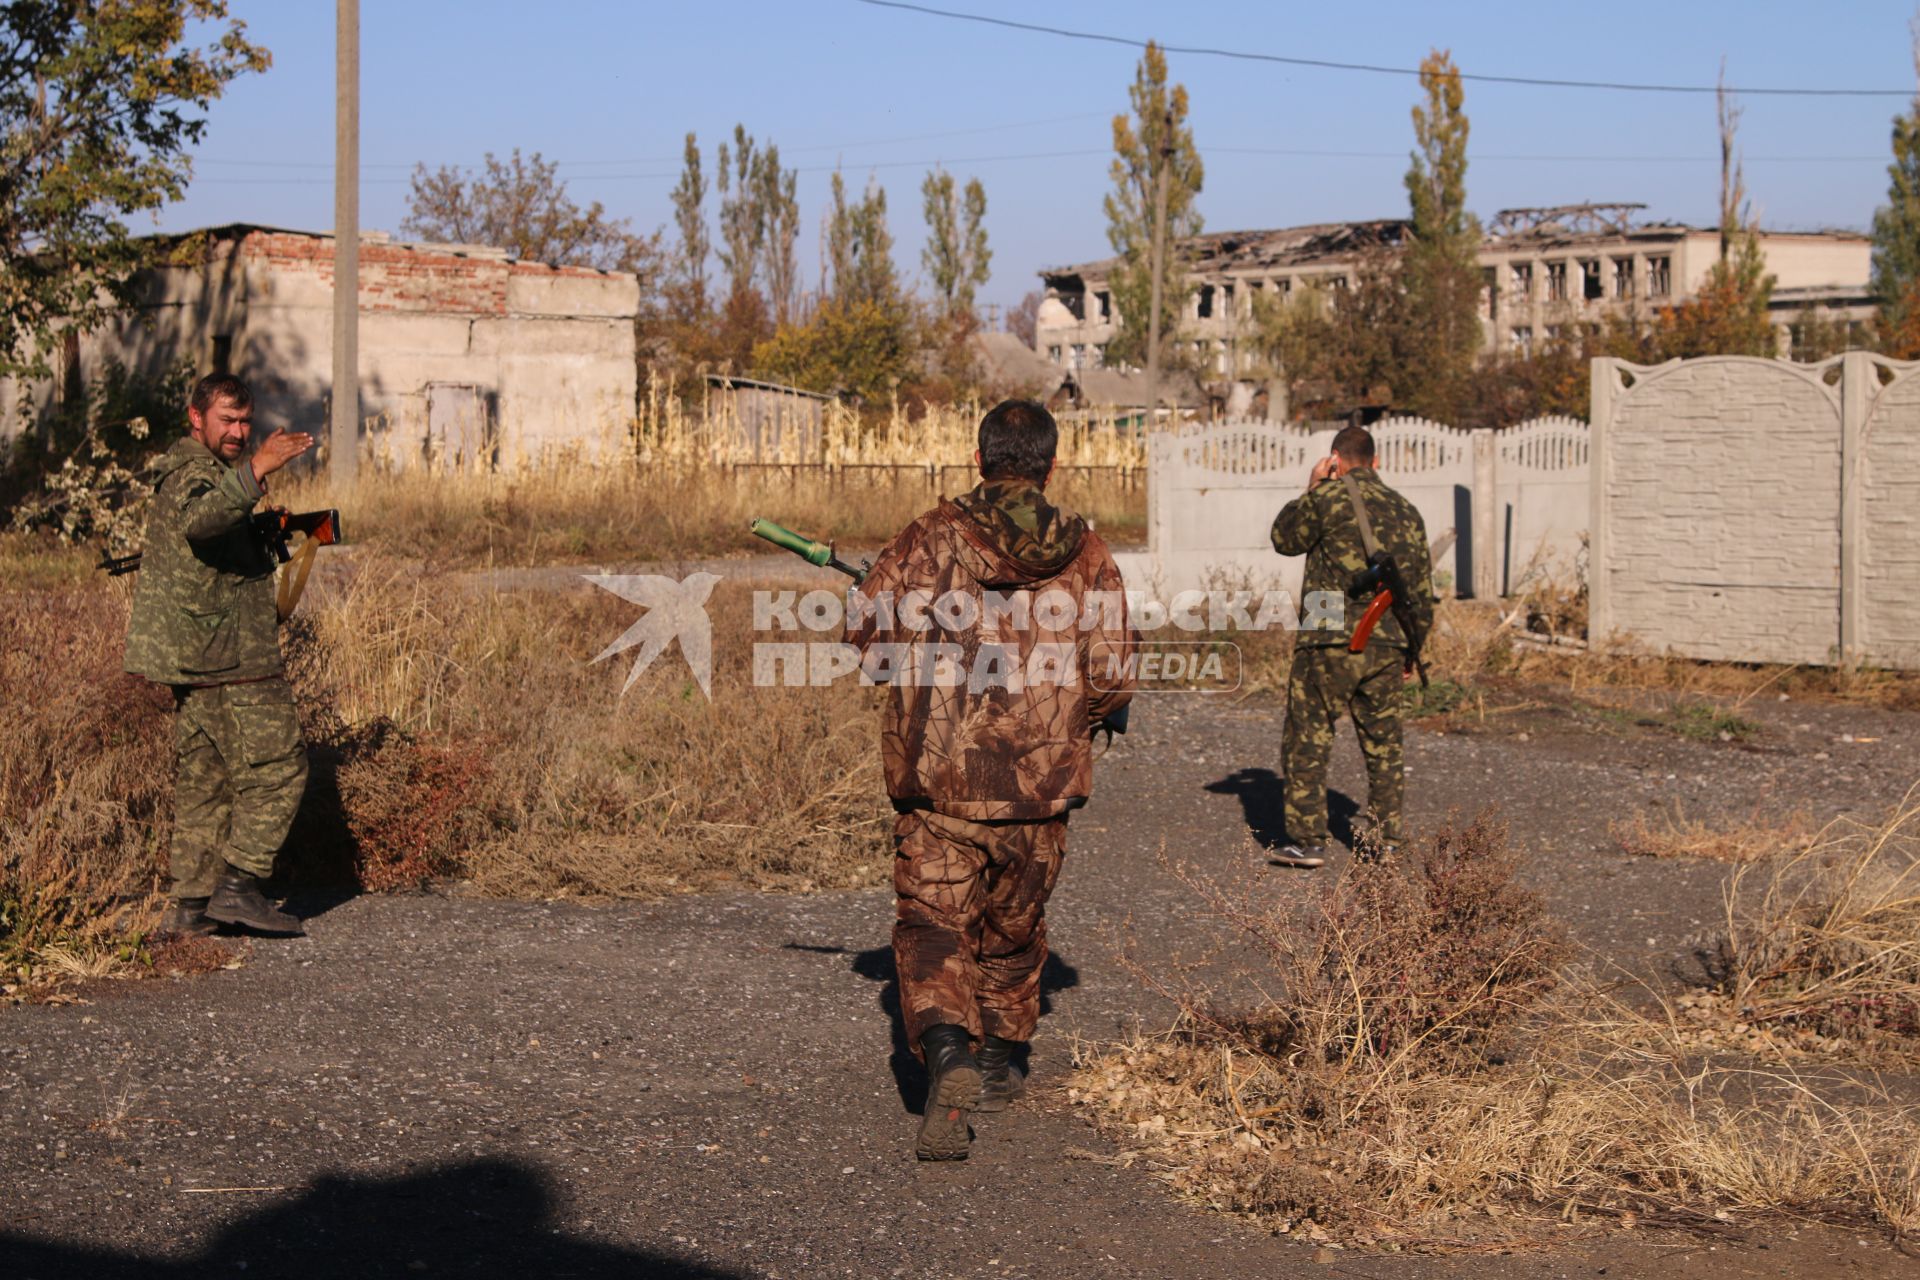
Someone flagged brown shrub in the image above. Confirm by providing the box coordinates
[0,583,171,970]
[1076,810,1920,1246]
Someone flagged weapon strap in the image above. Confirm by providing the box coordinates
[1339,471,1382,560]
[276,536,320,622]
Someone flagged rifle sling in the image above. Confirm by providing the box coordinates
[276,536,320,621]
[1338,471,1382,561]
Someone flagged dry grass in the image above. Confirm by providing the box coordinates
[0,579,171,980]
[0,537,892,987]
[1612,803,1815,864]
[285,556,891,898]
[288,394,1148,568]
[1073,805,1920,1249]
[1718,786,1920,1042]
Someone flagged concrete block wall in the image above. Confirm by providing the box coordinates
[1589,353,1920,670]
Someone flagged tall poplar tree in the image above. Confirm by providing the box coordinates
[1103,41,1203,369]
[1399,49,1482,423]
[921,169,991,317]
[1873,25,1920,356]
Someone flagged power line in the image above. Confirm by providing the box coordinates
[187,112,1114,173]
[183,146,1892,185]
[856,0,1919,98]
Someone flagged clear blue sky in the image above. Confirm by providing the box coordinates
[158,0,1920,315]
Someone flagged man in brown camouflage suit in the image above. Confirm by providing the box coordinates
[846,399,1136,1160]
[125,374,313,937]
[1269,425,1434,868]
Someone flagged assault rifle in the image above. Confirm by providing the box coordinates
[749,517,870,583]
[1347,549,1429,688]
[99,508,344,576]
[749,515,1128,743]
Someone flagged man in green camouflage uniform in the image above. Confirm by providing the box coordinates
[847,399,1136,1160]
[1269,425,1434,867]
[125,374,314,936]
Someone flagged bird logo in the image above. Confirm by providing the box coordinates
[585,572,722,698]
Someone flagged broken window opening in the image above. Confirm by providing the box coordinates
[1484,267,1499,320]
[1546,261,1569,302]
[1510,326,1534,353]
[1054,290,1085,321]
[1612,259,1634,300]
[1197,284,1216,319]
[1510,262,1533,299]
[1046,345,1063,363]
[1648,256,1672,297]
[1095,291,1111,321]
[1581,260,1604,301]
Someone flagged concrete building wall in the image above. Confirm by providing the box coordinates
[1037,225,1873,388]
[1,227,639,470]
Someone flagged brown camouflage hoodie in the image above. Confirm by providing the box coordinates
[847,478,1137,820]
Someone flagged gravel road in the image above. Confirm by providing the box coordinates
[5,687,1917,1279]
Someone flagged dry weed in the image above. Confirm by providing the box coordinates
[1612,804,1814,864]
[0,582,171,975]
[1719,785,1920,1042]
[1075,808,1920,1247]
[287,555,890,898]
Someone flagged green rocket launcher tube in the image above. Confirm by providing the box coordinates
[750,518,869,582]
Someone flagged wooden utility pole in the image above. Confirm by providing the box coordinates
[331,0,359,487]
[1142,107,1173,428]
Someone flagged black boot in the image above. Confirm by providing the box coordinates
[974,1035,1026,1113]
[155,898,216,941]
[915,1024,981,1161]
[206,871,304,936]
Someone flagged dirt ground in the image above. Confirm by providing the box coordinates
[4,680,1918,1279]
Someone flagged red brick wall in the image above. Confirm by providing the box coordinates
[238,230,510,315]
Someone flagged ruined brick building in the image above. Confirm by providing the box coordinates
[0,224,640,468]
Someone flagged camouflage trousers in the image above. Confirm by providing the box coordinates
[892,808,1069,1054]
[1282,644,1407,845]
[169,677,308,898]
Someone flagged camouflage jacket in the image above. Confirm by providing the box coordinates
[124,435,281,685]
[846,478,1138,821]
[1270,465,1435,651]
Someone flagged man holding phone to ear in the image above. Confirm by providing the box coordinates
[1268,425,1433,868]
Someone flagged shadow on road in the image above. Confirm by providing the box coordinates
[784,942,1079,1113]
[1203,767,1359,858]
[3,1158,741,1280]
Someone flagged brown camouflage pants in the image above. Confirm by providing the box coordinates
[1282,643,1406,845]
[892,808,1068,1054]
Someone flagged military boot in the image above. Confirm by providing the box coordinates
[206,871,305,936]
[155,898,217,940]
[915,1024,981,1161]
[974,1035,1027,1113]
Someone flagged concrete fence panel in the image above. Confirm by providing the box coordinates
[1490,414,1591,595]
[1856,354,1920,668]
[1591,356,1845,666]
[1370,417,1477,593]
[1139,421,1319,597]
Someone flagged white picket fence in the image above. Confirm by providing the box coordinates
[1132,416,1589,602]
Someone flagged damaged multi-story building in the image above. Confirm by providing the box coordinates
[1035,203,1872,415]
[1,223,640,468]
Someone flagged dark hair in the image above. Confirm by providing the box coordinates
[977,399,1058,483]
[190,372,252,415]
[1331,425,1375,464]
